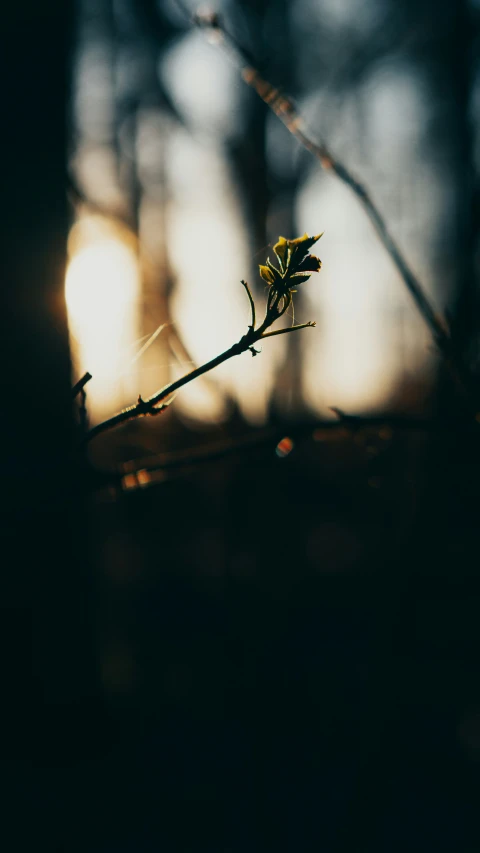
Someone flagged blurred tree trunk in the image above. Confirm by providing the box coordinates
[0,0,106,803]
[446,0,479,378]
[228,0,271,272]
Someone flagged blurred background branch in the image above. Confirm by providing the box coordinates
[187,5,479,409]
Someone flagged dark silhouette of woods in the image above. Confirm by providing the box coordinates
[1,5,106,846]
[2,1,480,851]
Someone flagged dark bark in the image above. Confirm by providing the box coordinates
[0,0,107,792]
[446,0,479,374]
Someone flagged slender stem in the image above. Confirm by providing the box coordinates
[261,321,316,339]
[85,325,255,444]
[85,338,248,444]
[241,279,256,328]
[84,275,316,444]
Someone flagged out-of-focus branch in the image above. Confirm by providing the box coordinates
[72,373,92,436]
[180,6,479,407]
[87,411,479,499]
[125,413,472,474]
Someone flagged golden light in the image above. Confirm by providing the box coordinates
[166,129,285,425]
[297,174,429,414]
[66,215,141,423]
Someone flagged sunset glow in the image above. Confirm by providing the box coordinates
[66,215,140,422]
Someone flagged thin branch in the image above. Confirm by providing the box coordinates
[72,372,92,399]
[241,279,256,329]
[85,335,259,444]
[261,321,316,339]
[84,287,312,445]
[184,8,478,405]
[85,335,253,444]
[127,323,167,367]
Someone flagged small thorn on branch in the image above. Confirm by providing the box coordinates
[137,395,167,417]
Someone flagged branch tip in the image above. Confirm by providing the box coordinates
[241,279,256,329]
[72,371,92,399]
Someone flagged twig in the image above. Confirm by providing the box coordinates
[85,321,314,445]
[71,372,92,399]
[84,236,321,445]
[127,323,167,367]
[185,7,478,406]
[261,321,316,339]
[241,279,256,329]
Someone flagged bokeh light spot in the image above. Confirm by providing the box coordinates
[275,436,294,458]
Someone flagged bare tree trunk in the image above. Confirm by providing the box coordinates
[446,0,479,376]
[0,0,106,790]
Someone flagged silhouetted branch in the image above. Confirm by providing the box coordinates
[72,373,92,436]
[85,314,314,445]
[84,234,321,445]
[71,372,92,399]
[261,321,316,339]
[240,279,256,329]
